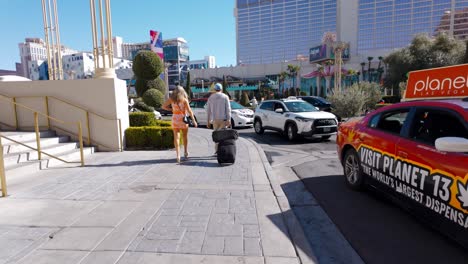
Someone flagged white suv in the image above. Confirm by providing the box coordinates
[254,97,338,141]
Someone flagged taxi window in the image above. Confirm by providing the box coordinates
[369,114,380,128]
[375,110,409,134]
[189,101,196,108]
[410,109,468,146]
[260,102,274,111]
[274,102,285,111]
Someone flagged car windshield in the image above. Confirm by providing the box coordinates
[312,97,330,106]
[284,101,318,112]
[230,101,245,109]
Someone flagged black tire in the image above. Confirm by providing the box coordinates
[286,123,298,141]
[231,118,236,129]
[343,149,365,191]
[254,119,264,134]
[321,135,331,140]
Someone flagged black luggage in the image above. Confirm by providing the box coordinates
[217,139,236,164]
[212,128,238,143]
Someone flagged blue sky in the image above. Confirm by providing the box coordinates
[1,0,236,70]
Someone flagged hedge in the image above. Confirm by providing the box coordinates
[125,126,174,149]
[129,112,157,126]
[129,112,172,127]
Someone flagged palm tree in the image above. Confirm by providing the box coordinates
[377,56,384,82]
[367,57,373,82]
[360,62,366,82]
[279,71,289,97]
[222,75,230,99]
[287,64,301,95]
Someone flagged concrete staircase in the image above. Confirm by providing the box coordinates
[1,130,94,177]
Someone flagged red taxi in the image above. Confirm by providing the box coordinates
[336,64,468,247]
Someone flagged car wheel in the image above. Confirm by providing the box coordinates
[343,149,365,190]
[254,119,264,134]
[231,118,236,129]
[321,135,331,140]
[286,123,298,141]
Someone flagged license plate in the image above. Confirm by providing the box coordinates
[323,127,330,132]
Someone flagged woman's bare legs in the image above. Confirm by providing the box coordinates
[181,128,189,158]
[173,129,181,163]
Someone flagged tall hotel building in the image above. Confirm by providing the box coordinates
[235,0,468,65]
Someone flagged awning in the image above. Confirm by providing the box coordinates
[227,85,258,91]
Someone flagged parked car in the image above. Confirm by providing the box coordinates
[156,108,172,116]
[336,65,468,248]
[189,98,254,128]
[129,108,162,120]
[297,96,332,112]
[253,97,338,141]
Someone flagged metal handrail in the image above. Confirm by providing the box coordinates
[0,98,85,165]
[0,93,123,151]
[1,135,80,164]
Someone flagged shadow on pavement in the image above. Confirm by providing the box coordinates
[85,159,176,167]
[85,156,219,168]
[298,175,468,264]
[278,179,363,264]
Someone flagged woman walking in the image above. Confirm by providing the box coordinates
[162,86,197,163]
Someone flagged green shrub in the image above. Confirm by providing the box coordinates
[135,78,166,97]
[132,50,164,80]
[125,126,174,149]
[129,112,156,127]
[142,89,164,109]
[328,85,367,118]
[154,120,172,127]
[125,127,146,148]
[135,79,148,97]
[358,82,383,111]
[148,78,166,94]
[133,100,155,112]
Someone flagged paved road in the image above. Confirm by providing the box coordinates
[238,127,468,264]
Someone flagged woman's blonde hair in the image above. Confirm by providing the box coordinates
[170,86,188,103]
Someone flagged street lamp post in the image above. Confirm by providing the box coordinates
[89,0,116,78]
[41,0,63,80]
[332,41,347,94]
[164,62,171,100]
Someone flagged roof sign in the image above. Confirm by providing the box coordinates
[404,64,468,101]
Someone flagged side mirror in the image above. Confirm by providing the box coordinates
[275,108,284,114]
[435,137,468,152]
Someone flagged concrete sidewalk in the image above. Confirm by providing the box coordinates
[0,128,315,264]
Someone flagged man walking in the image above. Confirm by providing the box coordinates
[207,83,231,153]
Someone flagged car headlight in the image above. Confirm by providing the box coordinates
[234,112,249,117]
[295,117,313,122]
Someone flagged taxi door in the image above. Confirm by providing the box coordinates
[360,108,411,190]
[395,107,468,240]
[270,102,287,130]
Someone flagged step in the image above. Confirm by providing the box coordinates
[4,146,95,177]
[3,142,81,167]
[3,136,70,155]
[1,131,56,144]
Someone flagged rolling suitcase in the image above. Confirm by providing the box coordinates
[217,139,236,164]
[212,128,238,143]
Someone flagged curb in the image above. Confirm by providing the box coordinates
[246,138,319,264]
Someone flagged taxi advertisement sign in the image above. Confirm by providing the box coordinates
[405,64,468,101]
